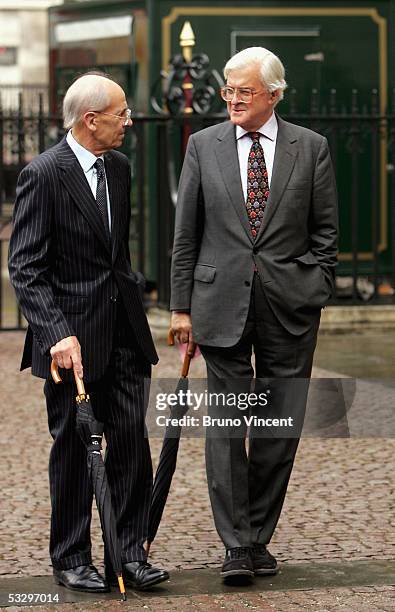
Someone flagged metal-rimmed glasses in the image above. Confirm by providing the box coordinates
[220,87,267,103]
[91,108,132,126]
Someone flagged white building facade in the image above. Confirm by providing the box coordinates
[0,0,62,92]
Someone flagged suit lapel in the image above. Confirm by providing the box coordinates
[57,139,111,254]
[214,122,253,243]
[104,151,124,263]
[255,116,298,243]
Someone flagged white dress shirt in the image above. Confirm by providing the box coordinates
[66,130,111,232]
[236,112,278,201]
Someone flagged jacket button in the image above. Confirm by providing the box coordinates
[245,281,251,287]
[253,247,258,254]
[110,296,117,303]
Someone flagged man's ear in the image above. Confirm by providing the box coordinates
[83,111,97,131]
[270,90,278,105]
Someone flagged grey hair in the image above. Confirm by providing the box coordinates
[63,73,113,129]
[224,47,287,105]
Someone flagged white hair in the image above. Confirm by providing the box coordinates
[224,47,287,105]
[63,74,113,130]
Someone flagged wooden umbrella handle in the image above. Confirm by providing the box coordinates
[50,359,86,397]
[167,329,197,378]
[167,328,175,346]
[50,359,63,384]
[181,349,195,378]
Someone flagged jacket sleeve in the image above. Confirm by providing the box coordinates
[8,164,75,355]
[170,135,204,311]
[310,136,339,293]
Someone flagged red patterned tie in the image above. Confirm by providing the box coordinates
[246,132,269,238]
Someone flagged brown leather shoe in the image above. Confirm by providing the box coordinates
[53,564,109,593]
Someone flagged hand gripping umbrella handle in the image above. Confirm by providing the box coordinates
[167,329,196,378]
[50,360,86,397]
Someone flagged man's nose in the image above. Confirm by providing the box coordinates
[231,90,243,103]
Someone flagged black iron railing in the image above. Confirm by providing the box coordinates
[0,85,49,112]
[0,90,395,329]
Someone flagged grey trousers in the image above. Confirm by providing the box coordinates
[200,273,320,549]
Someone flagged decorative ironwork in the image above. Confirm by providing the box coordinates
[151,21,224,116]
[150,52,225,116]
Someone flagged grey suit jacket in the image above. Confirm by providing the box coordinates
[170,115,338,347]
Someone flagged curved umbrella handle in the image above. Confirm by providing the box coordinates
[167,328,175,346]
[167,329,197,378]
[50,359,86,397]
[181,349,195,378]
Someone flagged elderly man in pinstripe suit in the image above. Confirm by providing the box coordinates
[8,73,169,593]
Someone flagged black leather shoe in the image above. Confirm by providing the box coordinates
[220,547,254,580]
[106,561,169,590]
[53,564,109,593]
[251,544,278,575]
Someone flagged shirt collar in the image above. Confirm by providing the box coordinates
[66,130,103,173]
[235,112,278,142]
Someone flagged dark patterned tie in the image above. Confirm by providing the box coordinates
[94,159,110,238]
[246,132,270,238]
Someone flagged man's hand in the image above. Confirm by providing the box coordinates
[50,336,83,379]
[170,312,195,355]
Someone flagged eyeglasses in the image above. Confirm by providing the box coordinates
[91,108,132,126]
[220,87,267,103]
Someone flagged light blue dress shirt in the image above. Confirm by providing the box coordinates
[66,130,112,232]
[236,112,278,200]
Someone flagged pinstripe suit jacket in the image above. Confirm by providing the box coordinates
[8,137,158,381]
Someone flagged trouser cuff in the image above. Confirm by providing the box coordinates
[51,553,92,571]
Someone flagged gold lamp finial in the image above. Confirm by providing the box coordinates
[179,21,195,62]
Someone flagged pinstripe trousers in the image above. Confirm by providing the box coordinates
[44,304,152,570]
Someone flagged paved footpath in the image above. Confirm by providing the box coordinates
[0,330,394,611]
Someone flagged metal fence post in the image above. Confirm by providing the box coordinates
[391,90,395,297]
[0,98,4,218]
[370,89,380,297]
[350,89,360,301]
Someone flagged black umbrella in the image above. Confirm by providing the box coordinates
[50,361,126,601]
[146,331,196,556]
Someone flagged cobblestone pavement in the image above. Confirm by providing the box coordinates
[0,330,394,610]
[3,585,395,611]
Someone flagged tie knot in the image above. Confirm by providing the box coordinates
[248,132,261,142]
[94,158,104,175]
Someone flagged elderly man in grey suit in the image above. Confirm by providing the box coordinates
[170,47,338,581]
